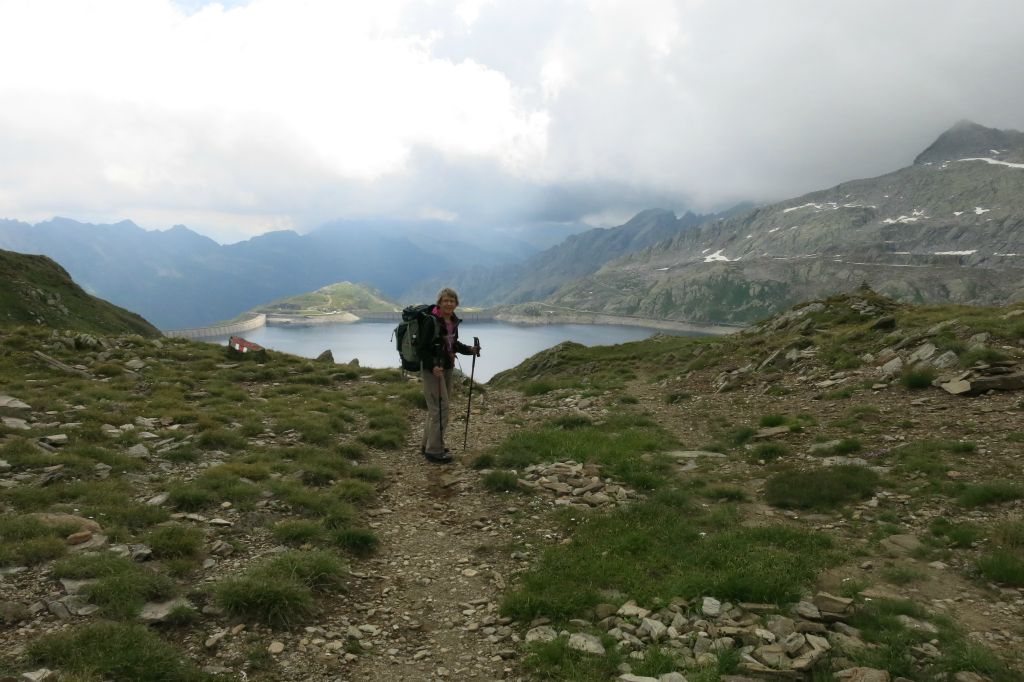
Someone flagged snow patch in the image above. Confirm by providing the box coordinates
[768,227,781,234]
[934,250,977,256]
[953,211,964,216]
[704,250,732,263]
[959,157,1024,169]
[974,207,990,215]
[655,267,669,271]
[882,209,927,225]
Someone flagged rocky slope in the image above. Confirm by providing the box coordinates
[0,249,159,337]
[546,122,1024,324]
[1,293,1023,681]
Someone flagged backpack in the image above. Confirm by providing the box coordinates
[393,304,438,371]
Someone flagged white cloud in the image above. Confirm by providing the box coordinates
[1,0,1023,243]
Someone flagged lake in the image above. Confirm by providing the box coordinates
[203,322,712,382]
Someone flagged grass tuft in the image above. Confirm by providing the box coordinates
[765,465,878,510]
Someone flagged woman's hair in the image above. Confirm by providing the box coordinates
[436,287,459,304]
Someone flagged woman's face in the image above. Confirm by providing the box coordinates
[439,296,458,315]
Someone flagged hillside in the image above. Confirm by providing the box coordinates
[546,121,1024,324]
[0,249,159,337]
[253,281,399,315]
[0,293,1022,681]
[402,208,722,305]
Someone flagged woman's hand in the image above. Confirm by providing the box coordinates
[432,366,444,378]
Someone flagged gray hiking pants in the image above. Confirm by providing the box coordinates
[420,367,454,455]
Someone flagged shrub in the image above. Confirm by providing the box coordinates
[214,550,347,628]
[976,551,1024,587]
[26,622,206,682]
[749,442,789,462]
[958,482,1024,507]
[482,470,522,492]
[146,524,204,559]
[272,520,325,546]
[331,528,379,556]
[759,414,787,427]
[765,466,879,510]
[901,366,937,390]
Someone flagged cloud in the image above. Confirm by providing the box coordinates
[1,0,1023,243]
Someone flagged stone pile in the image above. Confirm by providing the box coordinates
[514,460,639,508]
[524,591,962,681]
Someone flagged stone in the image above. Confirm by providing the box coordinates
[568,633,606,656]
[812,592,852,614]
[881,534,922,555]
[0,394,32,416]
[268,641,285,654]
[658,674,688,682]
[879,357,903,378]
[316,349,335,363]
[835,668,890,682]
[765,615,796,638]
[752,644,790,669]
[701,596,722,617]
[127,444,150,458]
[782,632,806,656]
[895,615,938,634]
[525,626,557,643]
[618,601,651,618]
[618,675,659,682]
[2,417,30,430]
[28,513,101,533]
[930,350,959,369]
[138,598,194,624]
[21,670,54,682]
[792,601,820,620]
[65,530,93,545]
[940,379,972,395]
[639,617,668,642]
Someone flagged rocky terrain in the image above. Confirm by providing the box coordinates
[546,122,1024,324]
[1,290,1024,681]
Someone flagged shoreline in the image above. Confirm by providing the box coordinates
[490,311,740,336]
[165,309,741,339]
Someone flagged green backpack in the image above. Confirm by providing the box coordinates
[393,304,438,371]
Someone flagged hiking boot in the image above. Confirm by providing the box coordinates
[423,450,452,463]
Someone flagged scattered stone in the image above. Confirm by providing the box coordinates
[568,633,606,656]
[268,641,285,655]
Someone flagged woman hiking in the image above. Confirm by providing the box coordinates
[419,287,479,463]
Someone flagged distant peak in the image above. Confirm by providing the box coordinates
[914,121,1024,165]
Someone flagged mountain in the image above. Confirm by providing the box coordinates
[0,219,465,329]
[254,281,399,315]
[544,121,1024,324]
[402,208,724,305]
[0,248,160,336]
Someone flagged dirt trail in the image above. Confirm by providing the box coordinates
[341,388,535,682]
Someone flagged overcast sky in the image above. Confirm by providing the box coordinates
[1,0,1023,244]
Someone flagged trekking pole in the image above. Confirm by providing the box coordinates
[463,337,480,450]
[437,370,445,447]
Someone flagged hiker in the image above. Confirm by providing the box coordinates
[419,287,479,463]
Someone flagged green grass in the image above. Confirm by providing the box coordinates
[929,517,983,548]
[764,465,879,510]
[482,470,523,492]
[901,366,937,389]
[272,520,326,546]
[846,598,1016,681]
[483,413,676,490]
[881,564,926,586]
[26,622,210,682]
[748,442,789,462]
[145,524,205,559]
[976,521,1024,587]
[53,553,175,619]
[0,515,75,567]
[501,489,837,621]
[213,550,348,628]
[957,482,1024,507]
